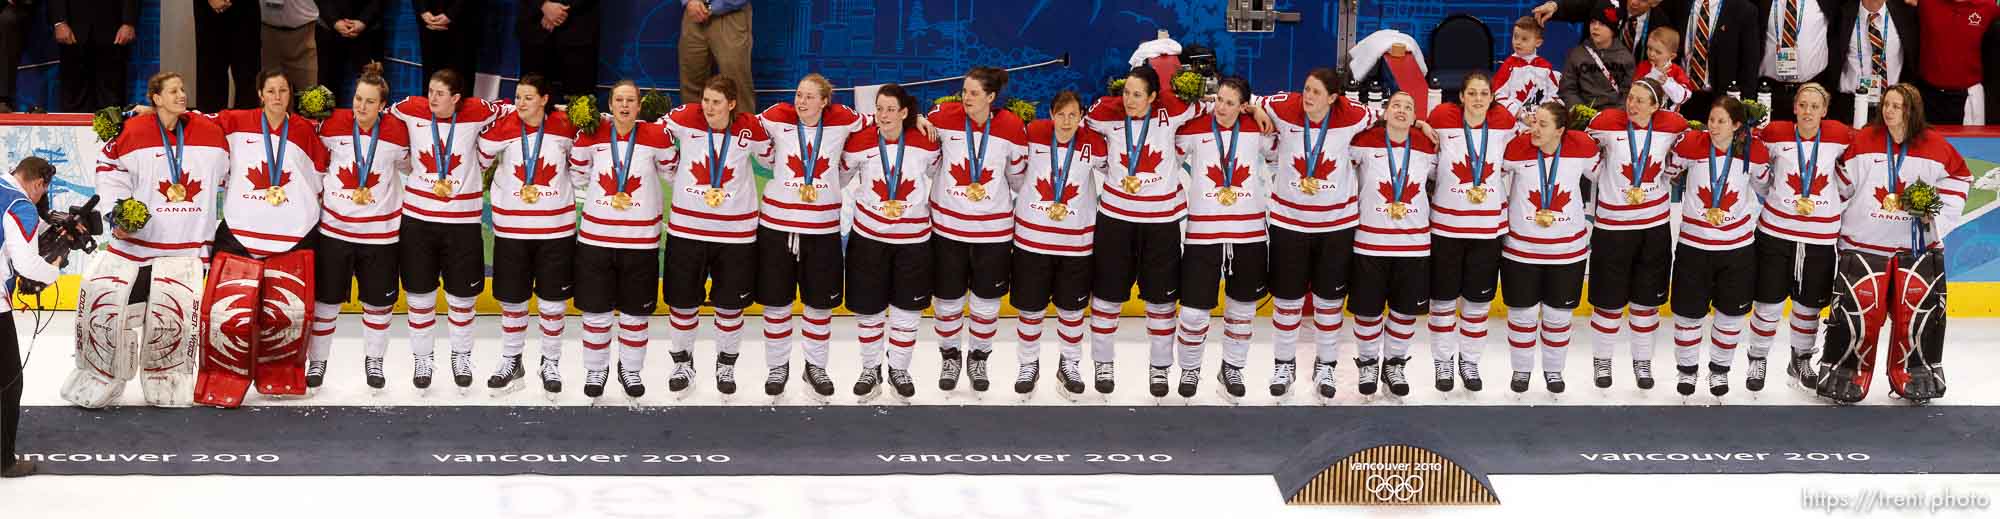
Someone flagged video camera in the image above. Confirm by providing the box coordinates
[18,194,103,294]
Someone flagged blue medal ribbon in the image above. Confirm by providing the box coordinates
[1463,116,1490,187]
[610,123,638,192]
[1794,125,1822,201]
[155,116,187,188]
[1386,133,1413,204]
[428,109,460,181]
[1537,139,1564,210]
[1050,132,1078,205]
[705,124,735,190]
[519,115,549,189]
[1625,118,1655,187]
[260,114,291,188]
[1121,114,1151,176]
[1211,116,1242,189]
[351,116,381,189]
[1706,137,1737,210]
[963,115,993,184]
[796,118,825,185]
[877,131,908,201]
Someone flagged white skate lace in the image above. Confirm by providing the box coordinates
[1511,371,1532,384]
[540,359,561,383]
[765,366,788,385]
[307,361,326,378]
[364,357,385,379]
[1093,363,1114,381]
[1747,358,1769,381]
[1220,366,1244,385]
[1633,360,1653,379]
[1313,363,1336,387]
[1434,359,1453,381]
[1458,360,1481,381]
[1063,361,1084,384]
[413,355,434,378]
[1357,363,1380,385]
[1708,371,1728,387]
[888,368,913,386]
[671,360,694,381]
[856,367,881,386]
[1179,367,1201,386]
[1593,358,1613,378]
[492,355,520,380]
[1272,362,1297,385]
[1678,371,1698,384]
[1544,371,1564,384]
[585,369,609,387]
[716,362,736,383]
[1149,366,1170,384]
[967,357,989,381]
[451,351,473,377]
[1384,363,1407,386]
[940,357,964,381]
[1016,363,1037,382]
[620,368,644,387]
[805,364,832,385]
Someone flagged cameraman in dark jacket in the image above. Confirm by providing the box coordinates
[2,157,63,478]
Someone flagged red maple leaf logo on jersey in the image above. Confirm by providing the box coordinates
[335,165,382,189]
[948,161,993,187]
[155,179,203,200]
[1620,161,1665,185]
[1035,176,1079,202]
[1529,184,1574,212]
[245,163,290,190]
[1120,147,1165,175]
[1696,185,1741,211]
[788,154,831,181]
[691,160,735,187]
[1376,179,1422,204]
[1790,170,1831,197]
[1449,160,1492,185]
[1293,154,1338,180]
[872,176,918,202]
[597,172,643,195]
[514,161,559,187]
[1206,164,1252,189]
[417,149,461,174]
[1872,182,1910,207]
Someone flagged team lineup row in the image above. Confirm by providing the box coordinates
[61,59,1966,409]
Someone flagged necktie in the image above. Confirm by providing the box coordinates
[1781,0,1799,49]
[1691,0,1713,89]
[1869,12,1887,84]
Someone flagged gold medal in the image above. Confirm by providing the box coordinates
[519,187,541,204]
[611,192,633,210]
[1624,186,1646,205]
[350,187,372,206]
[432,178,454,198]
[1795,198,1816,215]
[1535,209,1556,227]
[1466,185,1487,204]
[1387,202,1409,220]
[1122,175,1143,194]
[883,199,906,219]
[265,186,286,206]
[1300,176,1320,196]
[799,184,819,203]
[1881,193,1899,212]
[1047,202,1070,221]
[1705,207,1727,226]
[704,187,726,208]
[1217,186,1239,206]
[966,182,988,202]
[166,183,187,203]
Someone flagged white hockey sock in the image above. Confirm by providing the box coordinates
[857,311,887,370]
[1311,297,1345,363]
[802,307,833,368]
[446,295,477,354]
[1789,305,1823,356]
[499,301,530,357]
[1428,300,1458,361]
[1353,312,1384,361]
[933,296,966,352]
[1175,305,1210,371]
[1590,306,1624,360]
[888,307,920,370]
[580,312,614,372]
[1088,298,1121,364]
[968,296,1001,353]
[309,304,339,362]
[1016,306,1046,366]
[1145,302,1177,368]
[1385,310,1418,360]
[1674,315,1705,368]
[1629,305,1661,364]
[714,307,745,356]
[405,291,438,357]
[1056,307,1086,363]
[763,305,795,369]
[617,314,649,371]
[536,299,566,361]
[668,307,699,354]
[1748,301,1783,359]
[1222,298,1254,368]
[1272,297,1304,362]
[1540,305,1574,373]
[1710,313,1745,368]
[360,304,392,358]
[1507,306,1540,373]
[1459,300,1491,363]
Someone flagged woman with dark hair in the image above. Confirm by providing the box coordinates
[1423,71,1523,393]
[842,83,944,403]
[1011,90,1107,400]
[312,63,411,392]
[1081,65,1202,398]
[1581,77,1689,390]
[926,66,1031,396]
[1171,76,1276,402]
[1819,83,1969,404]
[1346,91,1440,398]
[755,73,865,401]
[474,73,582,399]
[1497,102,1600,395]
[571,80,677,401]
[1665,96,1770,398]
[1749,83,1855,392]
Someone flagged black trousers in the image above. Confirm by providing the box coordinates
[0,3,27,105]
[418,9,482,83]
[58,41,130,112]
[316,27,386,103]
[1919,81,1970,125]
[3,316,21,468]
[193,0,262,111]
[519,37,598,99]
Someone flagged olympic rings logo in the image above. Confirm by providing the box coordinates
[1365,474,1425,502]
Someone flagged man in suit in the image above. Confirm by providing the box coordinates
[1535,0,1764,120]
[0,0,31,113]
[1752,0,1843,121]
[1826,0,1921,125]
[518,0,598,100]
[49,0,139,112]
[415,0,481,85]
[195,0,264,111]
[317,0,385,102]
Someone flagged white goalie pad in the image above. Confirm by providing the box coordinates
[139,257,203,407]
[60,250,143,408]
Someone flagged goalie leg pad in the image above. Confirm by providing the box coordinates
[253,250,315,396]
[1818,252,1890,403]
[59,251,143,408]
[1889,250,1947,400]
[139,257,204,407]
[195,253,265,408]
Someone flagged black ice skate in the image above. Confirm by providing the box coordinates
[451,351,475,391]
[1355,357,1381,396]
[1786,351,1818,389]
[854,365,883,403]
[938,349,964,391]
[1270,359,1296,396]
[1509,371,1531,393]
[539,357,562,394]
[888,367,917,399]
[1383,357,1410,397]
[583,369,608,399]
[1894,363,1946,402]
[1093,361,1115,394]
[1544,371,1566,393]
[487,354,525,396]
[668,350,695,393]
[1745,356,1769,391]
[1676,365,1699,396]
[619,362,646,398]
[1313,361,1338,401]
[1147,365,1171,398]
[306,360,327,389]
[715,352,739,395]
[1457,358,1483,392]
[1014,361,1039,395]
[766,363,791,397]
[412,353,435,390]
[1592,358,1614,388]
[1816,366,1866,404]
[1058,358,1087,398]
[1633,360,1656,390]
[1433,358,1455,392]
[802,363,836,400]
[363,356,386,390]
[1215,363,1246,402]
[1708,363,1730,396]
[1177,366,1201,398]
[967,349,991,392]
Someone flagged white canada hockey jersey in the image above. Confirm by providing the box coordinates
[844,126,942,245]
[1349,126,1440,257]
[478,110,581,240]
[1500,130,1601,264]
[1262,91,1375,233]
[96,113,230,260]
[212,110,331,258]
[571,120,677,250]
[758,102,864,235]
[661,104,775,244]
[928,102,1030,243]
[1427,102,1523,239]
[1757,120,1855,245]
[391,95,504,224]
[1084,93,1201,223]
[1015,120,1107,256]
[1177,112,1276,245]
[1669,131,1771,251]
[318,109,411,245]
[1586,108,1690,230]
[1835,126,1972,256]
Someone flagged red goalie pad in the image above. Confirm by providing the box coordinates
[253,250,316,396]
[194,253,265,408]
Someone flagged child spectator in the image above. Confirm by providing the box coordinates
[1634,26,1692,111]
[1560,11,1635,110]
[1495,16,1563,118]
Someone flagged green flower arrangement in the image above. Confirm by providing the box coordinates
[111,198,151,233]
[91,106,126,143]
[638,89,672,122]
[1004,98,1037,121]
[1688,120,1706,131]
[1170,71,1206,103]
[295,85,335,120]
[566,95,600,135]
[1742,99,1770,128]
[1903,180,1945,220]
[1106,77,1127,96]
[932,94,962,108]
[1568,104,1599,131]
